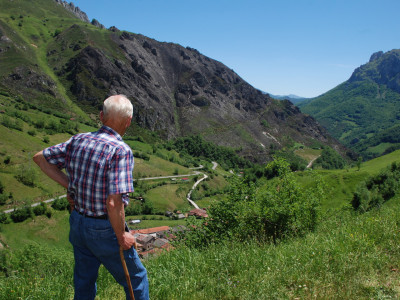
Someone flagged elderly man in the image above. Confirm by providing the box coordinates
[33,95,149,300]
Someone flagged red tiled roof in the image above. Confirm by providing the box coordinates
[188,208,208,218]
[130,226,170,235]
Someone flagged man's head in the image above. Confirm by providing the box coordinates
[100,95,133,135]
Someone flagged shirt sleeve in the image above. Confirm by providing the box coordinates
[42,138,72,169]
[108,147,134,205]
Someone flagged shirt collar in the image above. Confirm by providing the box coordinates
[99,125,123,141]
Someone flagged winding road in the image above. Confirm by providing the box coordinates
[3,162,219,213]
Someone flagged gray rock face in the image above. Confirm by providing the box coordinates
[54,0,90,23]
[369,51,383,62]
[350,50,400,93]
[50,27,343,162]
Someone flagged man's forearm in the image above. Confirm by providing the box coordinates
[107,194,126,239]
[107,194,136,250]
[33,150,68,189]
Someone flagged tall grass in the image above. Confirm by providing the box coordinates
[2,198,398,299]
[145,201,400,299]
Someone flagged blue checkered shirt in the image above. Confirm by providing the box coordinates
[43,125,134,217]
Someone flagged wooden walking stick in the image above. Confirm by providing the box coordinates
[120,246,135,300]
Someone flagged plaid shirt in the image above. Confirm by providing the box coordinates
[43,125,134,217]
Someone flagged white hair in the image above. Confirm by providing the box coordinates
[102,95,133,120]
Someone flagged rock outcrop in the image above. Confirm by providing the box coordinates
[54,0,89,23]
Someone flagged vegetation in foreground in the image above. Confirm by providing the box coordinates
[1,195,399,299]
[1,155,400,299]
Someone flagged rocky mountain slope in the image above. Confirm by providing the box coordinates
[299,49,400,159]
[0,0,345,163]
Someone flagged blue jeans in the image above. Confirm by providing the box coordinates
[69,210,149,300]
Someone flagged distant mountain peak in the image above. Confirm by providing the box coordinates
[369,51,384,62]
[269,94,308,104]
[54,0,105,29]
[300,48,400,160]
[349,49,400,93]
[54,0,89,23]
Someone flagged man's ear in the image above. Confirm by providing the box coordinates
[100,111,104,123]
[125,116,132,128]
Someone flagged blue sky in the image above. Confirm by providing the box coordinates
[71,0,400,98]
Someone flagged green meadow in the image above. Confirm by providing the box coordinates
[1,150,400,299]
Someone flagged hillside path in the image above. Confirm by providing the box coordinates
[307,156,320,168]
[3,163,217,214]
[185,162,218,209]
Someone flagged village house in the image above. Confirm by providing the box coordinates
[130,225,186,257]
[165,211,173,218]
[177,213,185,219]
[188,208,208,218]
[134,233,155,251]
[153,238,169,248]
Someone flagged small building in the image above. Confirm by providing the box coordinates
[177,213,186,219]
[131,226,170,235]
[129,219,141,225]
[135,234,155,251]
[156,230,170,239]
[153,238,169,248]
[188,208,208,218]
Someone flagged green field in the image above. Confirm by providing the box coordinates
[1,151,400,299]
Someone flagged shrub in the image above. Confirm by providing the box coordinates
[45,210,52,218]
[0,193,8,205]
[27,129,36,136]
[0,213,10,224]
[15,165,37,187]
[10,206,33,223]
[142,201,154,215]
[3,156,11,164]
[313,147,346,170]
[34,119,45,129]
[178,158,323,248]
[351,162,400,212]
[125,203,142,216]
[51,197,69,211]
[33,202,47,216]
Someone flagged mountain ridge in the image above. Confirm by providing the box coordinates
[299,49,400,159]
[0,0,347,163]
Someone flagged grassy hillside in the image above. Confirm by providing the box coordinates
[299,50,400,160]
[0,0,92,119]
[1,151,400,299]
[0,90,231,214]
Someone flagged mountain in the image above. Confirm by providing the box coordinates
[0,0,345,163]
[299,49,400,160]
[269,94,308,104]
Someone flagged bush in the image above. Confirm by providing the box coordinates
[0,213,10,224]
[0,193,8,205]
[15,165,37,187]
[125,203,142,216]
[51,197,69,211]
[351,162,400,212]
[27,129,36,136]
[142,201,154,215]
[33,202,47,216]
[10,206,33,223]
[0,179,4,194]
[178,158,323,248]
[3,156,11,164]
[313,147,346,170]
[45,210,52,218]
